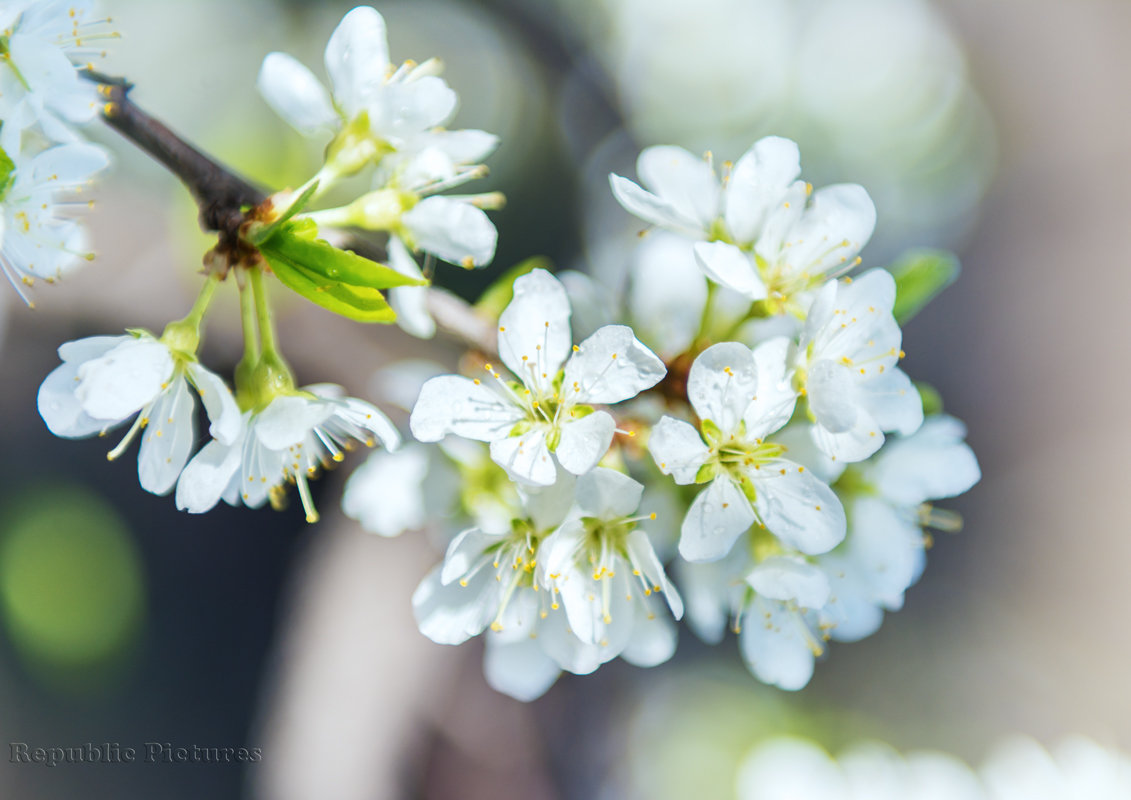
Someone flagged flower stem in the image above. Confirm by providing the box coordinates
[238,274,259,364]
[249,265,280,359]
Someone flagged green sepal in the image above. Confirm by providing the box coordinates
[124,327,155,339]
[244,181,320,246]
[694,462,718,484]
[262,253,396,323]
[889,248,961,324]
[915,380,944,416]
[700,418,724,447]
[474,256,553,318]
[0,144,15,200]
[260,221,425,291]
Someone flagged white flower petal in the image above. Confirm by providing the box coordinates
[496,269,572,386]
[563,324,665,405]
[137,375,196,495]
[810,413,885,464]
[869,415,980,505]
[483,634,560,702]
[323,5,389,116]
[637,145,721,227]
[779,184,876,278]
[738,598,816,691]
[75,339,174,421]
[620,611,678,668]
[608,173,703,235]
[751,462,846,555]
[538,606,609,675]
[687,342,758,433]
[175,429,245,514]
[626,529,683,619]
[255,395,333,450]
[57,335,124,364]
[693,240,766,300]
[743,337,798,439]
[748,556,831,609]
[648,415,709,485]
[808,360,861,433]
[412,565,495,645]
[725,136,803,244]
[680,476,755,562]
[409,375,523,442]
[737,738,846,800]
[519,467,577,531]
[402,195,497,267]
[627,232,707,359]
[186,362,241,445]
[772,423,846,485]
[341,445,430,537]
[387,236,435,338]
[575,466,643,519]
[37,361,108,437]
[860,367,923,437]
[257,52,337,135]
[373,76,457,138]
[490,427,556,486]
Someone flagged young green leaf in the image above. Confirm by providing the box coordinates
[0,145,15,199]
[263,254,397,323]
[260,222,425,291]
[889,249,961,324]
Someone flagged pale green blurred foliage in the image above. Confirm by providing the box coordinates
[0,484,145,694]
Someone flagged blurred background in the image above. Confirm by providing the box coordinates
[1,0,1129,797]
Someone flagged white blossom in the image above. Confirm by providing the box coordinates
[538,468,683,667]
[411,269,665,487]
[737,737,985,800]
[257,6,458,170]
[819,414,980,642]
[795,268,922,462]
[0,141,109,303]
[610,136,875,311]
[175,383,399,522]
[37,332,240,496]
[981,737,1131,800]
[649,339,845,561]
[0,0,113,152]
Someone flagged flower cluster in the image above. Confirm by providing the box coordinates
[0,0,114,305]
[25,3,980,703]
[257,5,503,338]
[344,135,980,699]
[736,735,1131,799]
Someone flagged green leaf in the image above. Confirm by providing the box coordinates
[473,256,552,318]
[889,249,961,324]
[915,380,944,416]
[0,144,14,200]
[260,221,425,291]
[263,253,396,323]
[244,182,321,246]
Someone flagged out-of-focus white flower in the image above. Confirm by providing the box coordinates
[257,6,456,174]
[38,332,240,496]
[649,340,844,561]
[819,414,979,641]
[981,737,1131,800]
[175,383,399,522]
[610,137,875,312]
[0,141,109,304]
[411,269,665,486]
[0,0,113,151]
[538,468,683,667]
[795,269,922,462]
[737,737,985,799]
[341,443,432,537]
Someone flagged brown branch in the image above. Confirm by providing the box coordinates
[90,72,266,244]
